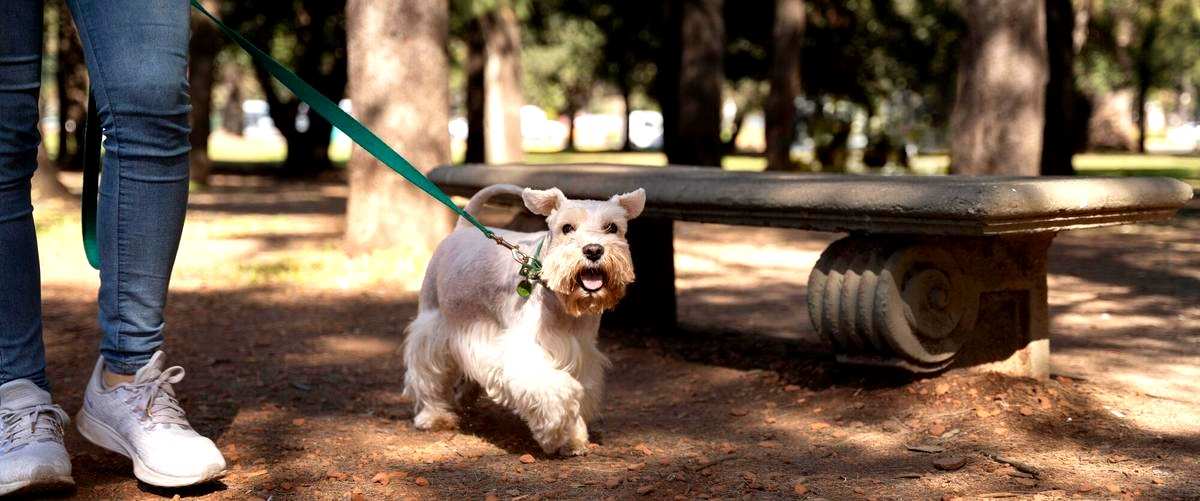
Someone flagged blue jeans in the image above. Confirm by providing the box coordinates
[0,0,191,391]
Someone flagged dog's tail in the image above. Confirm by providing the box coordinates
[457,183,524,230]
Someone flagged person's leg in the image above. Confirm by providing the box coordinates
[66,0,191,375]
[0,0,49,392]
[0,4,76,497]
[68,1,226,487]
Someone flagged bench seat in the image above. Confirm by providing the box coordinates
[430,164,1194,378]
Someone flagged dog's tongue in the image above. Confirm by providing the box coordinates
[580,269,605,292]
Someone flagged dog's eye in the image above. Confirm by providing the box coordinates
[561,224,575,234]
[603,222,619,234]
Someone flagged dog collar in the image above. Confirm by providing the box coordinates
[516,235,547,298]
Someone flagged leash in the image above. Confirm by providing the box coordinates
[81,0,543,289]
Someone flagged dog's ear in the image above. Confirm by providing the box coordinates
[522,187,565,216]
[610,188,646,220]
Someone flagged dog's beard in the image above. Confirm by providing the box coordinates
[541,241,635,317]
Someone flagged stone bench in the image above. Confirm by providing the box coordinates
[429,164,1194,379]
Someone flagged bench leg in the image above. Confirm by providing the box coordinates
[807,233,1054,379]
[606,218,677,329]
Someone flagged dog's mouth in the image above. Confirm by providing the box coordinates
[577,267,606,293]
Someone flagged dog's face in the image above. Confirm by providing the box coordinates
[522,187,646,317]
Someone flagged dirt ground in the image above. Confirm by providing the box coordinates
[19,175,1200,500]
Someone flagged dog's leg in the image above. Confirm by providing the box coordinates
[463,338,590,456]
[575,344,608,423]
[402,311,461,431]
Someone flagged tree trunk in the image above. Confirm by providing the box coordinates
[1133,1,1162,154]
[656,0,682,158]
[619,80,635,151]
[667,0,725,167]
[53,0,87,171]
[219,70,244,134]
[481,4,524,164]
[949,0,1047,175]
[345,0,454,272]
[189,0,222,187]
[1040,0,1075,176]
[765,0,804,172]
[464,18,486,164]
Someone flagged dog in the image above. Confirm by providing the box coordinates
[402,183,645,456]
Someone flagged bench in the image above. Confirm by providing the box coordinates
[428,164,1194,379]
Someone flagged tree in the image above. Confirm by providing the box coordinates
[949,0,1047,175]
[667,0,725,166]
[453,0,526,164]
[522,10,605,149]
[226,0,347,176]
[1078,0,1200,152]
[344,0,455,264]
[765,0,804,171]
[49,0,87,173]
[1041,0,1080,175]
[482,3,525,163]
[189,0,224,187]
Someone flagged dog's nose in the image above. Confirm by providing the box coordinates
[582,244,604,261]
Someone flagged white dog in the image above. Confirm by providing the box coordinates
[402,184,645,456]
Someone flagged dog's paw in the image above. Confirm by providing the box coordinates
[556,442,591,457]
[413,409,460,431]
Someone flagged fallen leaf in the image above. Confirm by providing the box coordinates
[634,443,654,456]
[784,385,802,392]
[730,409,748,417]
[932,456,968,471]
[1018,406,1034,416]
[627,462,646,471]
[929,424,947,436]
[758,440,780,449]
[809,422,830,431]
[414,477,430,487]
[1104,484,1121,494]
[371,472,391,486]
[485,494,500,501]
[291,418,306,426]
[280,481,294,491]
[246,469,269,478]
[935,383,950,395]
[636,484,655,495]
[1076,484,1094,493]
[350,492,366,501]
[519,454,537,464]
[793,482,810,496]
[1014,478,1038,487]
[907,444,946,454]
[605,477,622,489]
[326,470,349,481]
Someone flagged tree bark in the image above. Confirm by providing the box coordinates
[667,0,725,167]
[1040,0,1076,176]
[765,0,804,172]
[53,0,87,171]
[656,0,682,158]
[189,0,222,186]
[344,0,454,269]
[949,0,1048,175]
[1133,0,1162,154]
[464,18,486,164]
[481,4,524,164]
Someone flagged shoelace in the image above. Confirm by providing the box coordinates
[0,404,69,450]
[125,366,190,427]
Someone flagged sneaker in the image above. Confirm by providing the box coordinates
[76,352,226,487]
[0,380,73,496]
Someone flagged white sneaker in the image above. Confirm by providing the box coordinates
[76,351,226,487]
[0,379,73,496]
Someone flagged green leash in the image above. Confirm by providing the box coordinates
[82,0,543,293]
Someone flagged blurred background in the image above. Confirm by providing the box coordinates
[30,0,1200,192]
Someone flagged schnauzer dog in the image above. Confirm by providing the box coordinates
[402,184,645,456]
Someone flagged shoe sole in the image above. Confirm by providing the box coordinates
[76,407,227,488]
[0,475,74,497]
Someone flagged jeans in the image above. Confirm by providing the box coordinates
[0,0,191,391]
